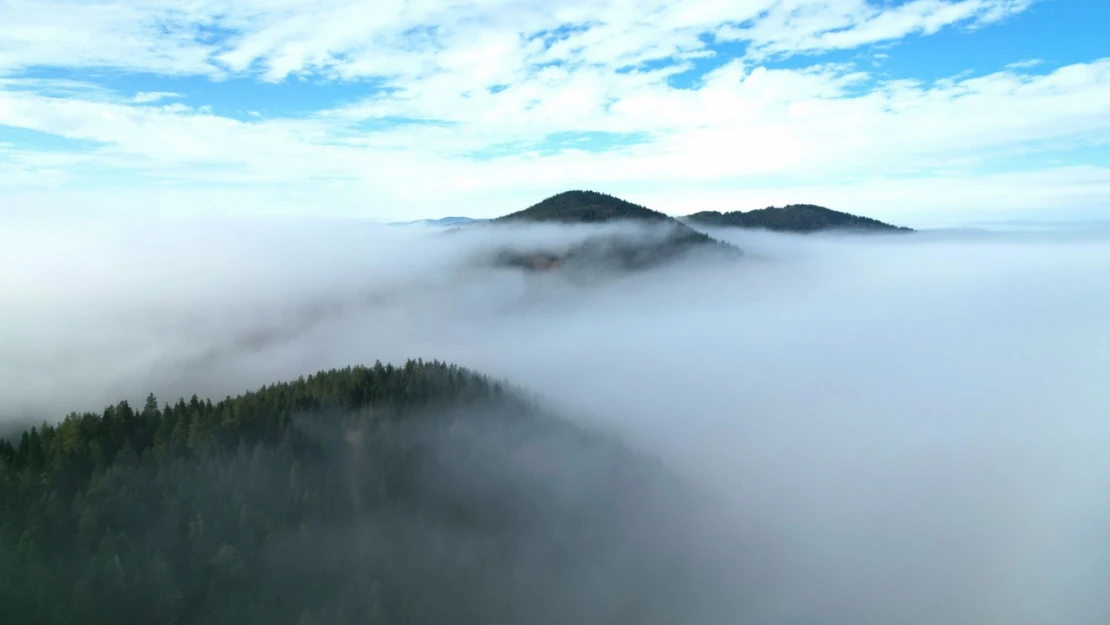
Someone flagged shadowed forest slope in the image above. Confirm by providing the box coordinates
[0,361,731,625]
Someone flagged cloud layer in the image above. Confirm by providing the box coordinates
[2,216,1109,622]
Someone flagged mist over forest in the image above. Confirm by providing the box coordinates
[2,214,1110,624]
[3,0,1108,619]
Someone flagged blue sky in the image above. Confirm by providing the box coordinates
[0,0,1107,224]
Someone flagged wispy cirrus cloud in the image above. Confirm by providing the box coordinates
[0,1,1033,81]
[720,0,1033,59]
[0,0,222,77]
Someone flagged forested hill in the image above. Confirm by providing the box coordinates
[0,361,723,625]
[496,190,672,224]
[489,190,738,271]
[685,204,912,233]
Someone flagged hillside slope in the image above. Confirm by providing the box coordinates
[0,361,724,625]
[686,204,912,233]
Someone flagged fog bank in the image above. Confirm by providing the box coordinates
[3,215,1109,624]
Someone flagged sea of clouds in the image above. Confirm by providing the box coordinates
[3,214,1109,624]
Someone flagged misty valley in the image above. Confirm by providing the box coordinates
[2,191,1110,625]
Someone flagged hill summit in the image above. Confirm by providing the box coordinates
[685,204,912,233]
[496,190,671,224]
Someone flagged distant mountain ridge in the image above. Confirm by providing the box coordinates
[390,216,485,227]
[685,204,912,233]
[415,192,908,274]
[395,195,909,234]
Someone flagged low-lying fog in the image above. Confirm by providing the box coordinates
[3,215,1109,624]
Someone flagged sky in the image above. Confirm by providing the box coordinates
[0,0,1108,224]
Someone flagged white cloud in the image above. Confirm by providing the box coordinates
[3,55,1107,221]
[133,91,182,103]
[1006,58,1043,69]
[1,0,1103,221]
[720,0,1033,58]
[0,0,222,77]
[0,0,1031,80]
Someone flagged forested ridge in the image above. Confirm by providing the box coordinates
[0,360,712,625]
[685,204,912,232]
